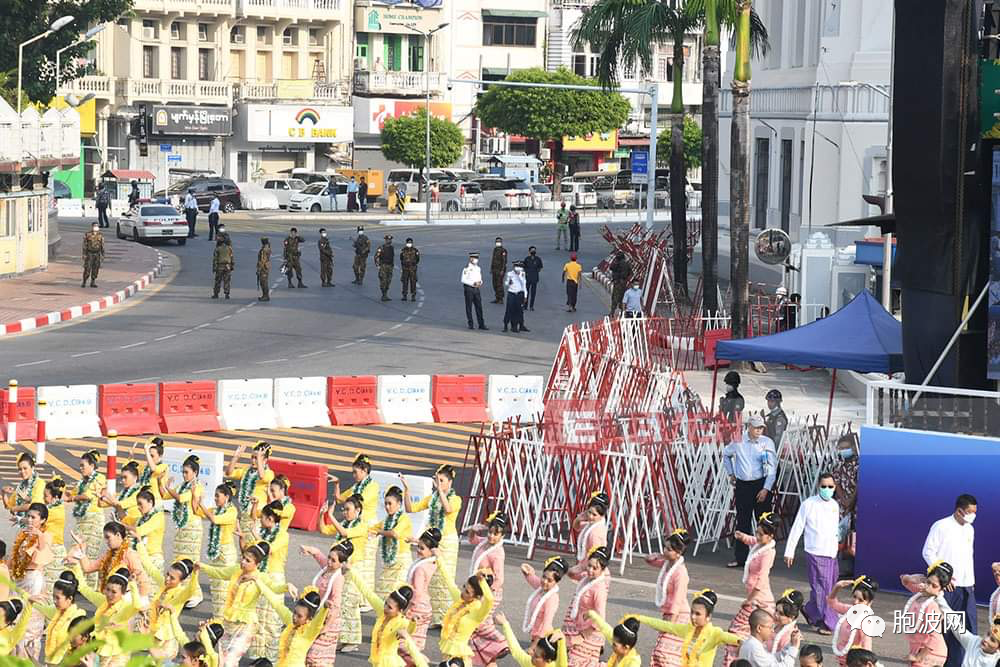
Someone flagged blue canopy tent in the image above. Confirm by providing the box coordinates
[714,290,903,427]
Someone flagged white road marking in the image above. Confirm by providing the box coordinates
[192,366,235,374]
[180,329,194,335]
[72,351,102,358]
[154,334,176,341]
[15,359,51,367]
[374,331,387,337]
[217,315,231,321]
[256,358,289,364]
[120,341,148,349]
[298,350,327,358]
[237,308,247,313]
[404,316,414,322]
[195,323,211,329]
[123,376,159,383]
[390,324,402,330]
[335,342,354,349]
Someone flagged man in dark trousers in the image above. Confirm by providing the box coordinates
[374,234,395,301]
[719,370,746,421]
[461,252,488,330]
[283,227,306,288]
[609,251,631,317]
[490,237,508,304]
[318,228,334,286]
[96,184,111,228]
[568,204,581,251]
[722,414,777,568]
[359,177,369,212]
[183,188,199,238]
[522,246,543,311]
[352,226,371,285]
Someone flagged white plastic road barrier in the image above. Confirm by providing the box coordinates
[217,378,277,431]
[487,375,545,424]
[370,470,435,536]
[162,447,224,511]
[37,385,102,439]
[274,376,331,428]
[377,375,433,424]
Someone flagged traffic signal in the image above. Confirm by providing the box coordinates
[138,104,149,157]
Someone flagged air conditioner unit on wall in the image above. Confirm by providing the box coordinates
[142,26,156,40]
[232,32,244,44]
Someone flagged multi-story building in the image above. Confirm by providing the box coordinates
[718,0,890,244]
[60,0,354,189]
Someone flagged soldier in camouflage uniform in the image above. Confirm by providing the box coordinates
[373,234,394,302]
[490,236,508,304]
[318,227,334,287]
[609,251,631,317]
[212,237,234,299]
[82,222,105,288]
[257,237,271,301]
[283,227,306,288]
[399,237,420,301]
[352,226,371,285]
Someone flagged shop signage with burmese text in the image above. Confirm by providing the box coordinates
[152,105,232,136]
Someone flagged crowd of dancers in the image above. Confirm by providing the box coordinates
[1,439,999,667]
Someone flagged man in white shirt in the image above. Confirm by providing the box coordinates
[183,188,199,239]
[503,260,529,334]
[784,472,841,634]
[461,252,488,331]
[208,194,221,240]
[922,493,978,667]
[937,592,999,667]
[739,608,800,667]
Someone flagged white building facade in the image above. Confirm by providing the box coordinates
[718,0,891,244]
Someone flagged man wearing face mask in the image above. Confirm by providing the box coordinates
[522,246,543,311]
[352,226,371,285]
[283,227,306,288]
[719,370,746,422]
[374,234,395,301]
[461,252,488,330]
[490,237,508,304]
[215,223,230,245]
[922,494,979,667]
[622,280,643,317]
[82,222,105,288]
[257,237,271,301]
[764,389,788,446]
[784,472,841,636]
[503,260,529,333]
[723,414,777,569]
[318,228,334,287]
[399,237,420,301]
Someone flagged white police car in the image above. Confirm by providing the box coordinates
[117,204,189,245]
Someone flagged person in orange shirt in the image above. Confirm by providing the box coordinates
[562,253,583,313]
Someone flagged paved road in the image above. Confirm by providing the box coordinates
[0,216,780,387]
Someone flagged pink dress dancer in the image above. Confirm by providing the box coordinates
[901,576,947,667]
[569,518,607,579]
[649,556,690,667]
[522,566,562,643]
[304,551,346,667]
[564,564,610,667]
[723,531,776,667]
[404,554,438,657]
[829,596,872,667]
[468,531,509,666]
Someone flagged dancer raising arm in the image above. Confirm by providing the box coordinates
[569,493,609,579]
[521,556,568,652]
[497,612,569,667]
[468,511,510,667]
[298,540,354,667]
[634,590,742,667]
[645,529,692,667]
[320,492,368,652]
[828,577,877,665]
[563,546,611,667]
[724,512,779,667]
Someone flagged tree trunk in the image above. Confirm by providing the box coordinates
[552,138,565,200]
[701,44,720,314]
[730,82,750,339]
[669,37,688,298]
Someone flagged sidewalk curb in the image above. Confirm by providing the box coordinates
[0,252,167,337]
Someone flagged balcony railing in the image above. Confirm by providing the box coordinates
[118,78,233,105]
[58,75,116,100]
[133,0,236,13]
[236,79,349,103]
[240,0,342,16]
[353,70,445,97]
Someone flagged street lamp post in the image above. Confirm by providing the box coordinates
[17,15,75,113]
[56,24,107,94]
[395,22,449,227]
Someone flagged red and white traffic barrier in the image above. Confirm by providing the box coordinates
[6,380,17,444]
[105,430,118,495]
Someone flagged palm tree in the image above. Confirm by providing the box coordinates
[573,0,767,310]
[728,0,753,339]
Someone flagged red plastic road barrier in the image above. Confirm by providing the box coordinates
[702,328,732,369]
[0,387,37,441]
[431,374,488,423]
[99,383,160,436]
[269,458,327,531]
[327,376,381,425]
[158,381,221,433]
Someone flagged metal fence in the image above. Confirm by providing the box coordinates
[865,380,1000,437]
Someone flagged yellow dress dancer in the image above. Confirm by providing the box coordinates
[2,452,44,529]
[227,440,275,536]
[139,437,169,505]
[177,623,224,667]
[74,565,144,667]
[256,584,332,667]
[345,567,417,667]
[335,454,381,603]
[164,454,205,607]
[320,492,368,651]
[255,473,297,532]
[130,487,167,573]
[497,615,569,667]
[374,485,414,601]
[635,590,740,667]
[43,478,68,597]
[38,569,84,666]
[197,541,271,667]
[100,461,143,527]
[439,570,495,660]
[65,451,107,590]
[587,612,642,667]
[195,482,239,617]
[404,464,462,627]
[139,547,200,661]
[0,595,32,656]
[250,500,291,662]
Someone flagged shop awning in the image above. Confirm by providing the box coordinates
[481,9,548,17]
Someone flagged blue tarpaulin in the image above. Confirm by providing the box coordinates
[715,290,903,373]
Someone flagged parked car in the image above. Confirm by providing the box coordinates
[116,204,188,245]
[156,177,241,213]
[439,181,485,211]
[386,168,448,197]
[442,168,479,182]
[559,181,598,208]
[287,169,348,185]
[262,178,307,209]
[594,171,634,208]
[531,183,552,208]
[288,181,349,212]
[475,178,517,210]
[239,182,280,210]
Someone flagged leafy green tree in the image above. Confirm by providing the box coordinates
[381,108,464,200]
[474,68,630,192]
[1,1,132,104]
[658,115,703,170]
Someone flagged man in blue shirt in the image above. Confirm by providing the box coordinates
[622,280,643,317]
[208,194,221,240]
[723,413,777,567]
[183,188,199,238]
[347,176,359,212]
